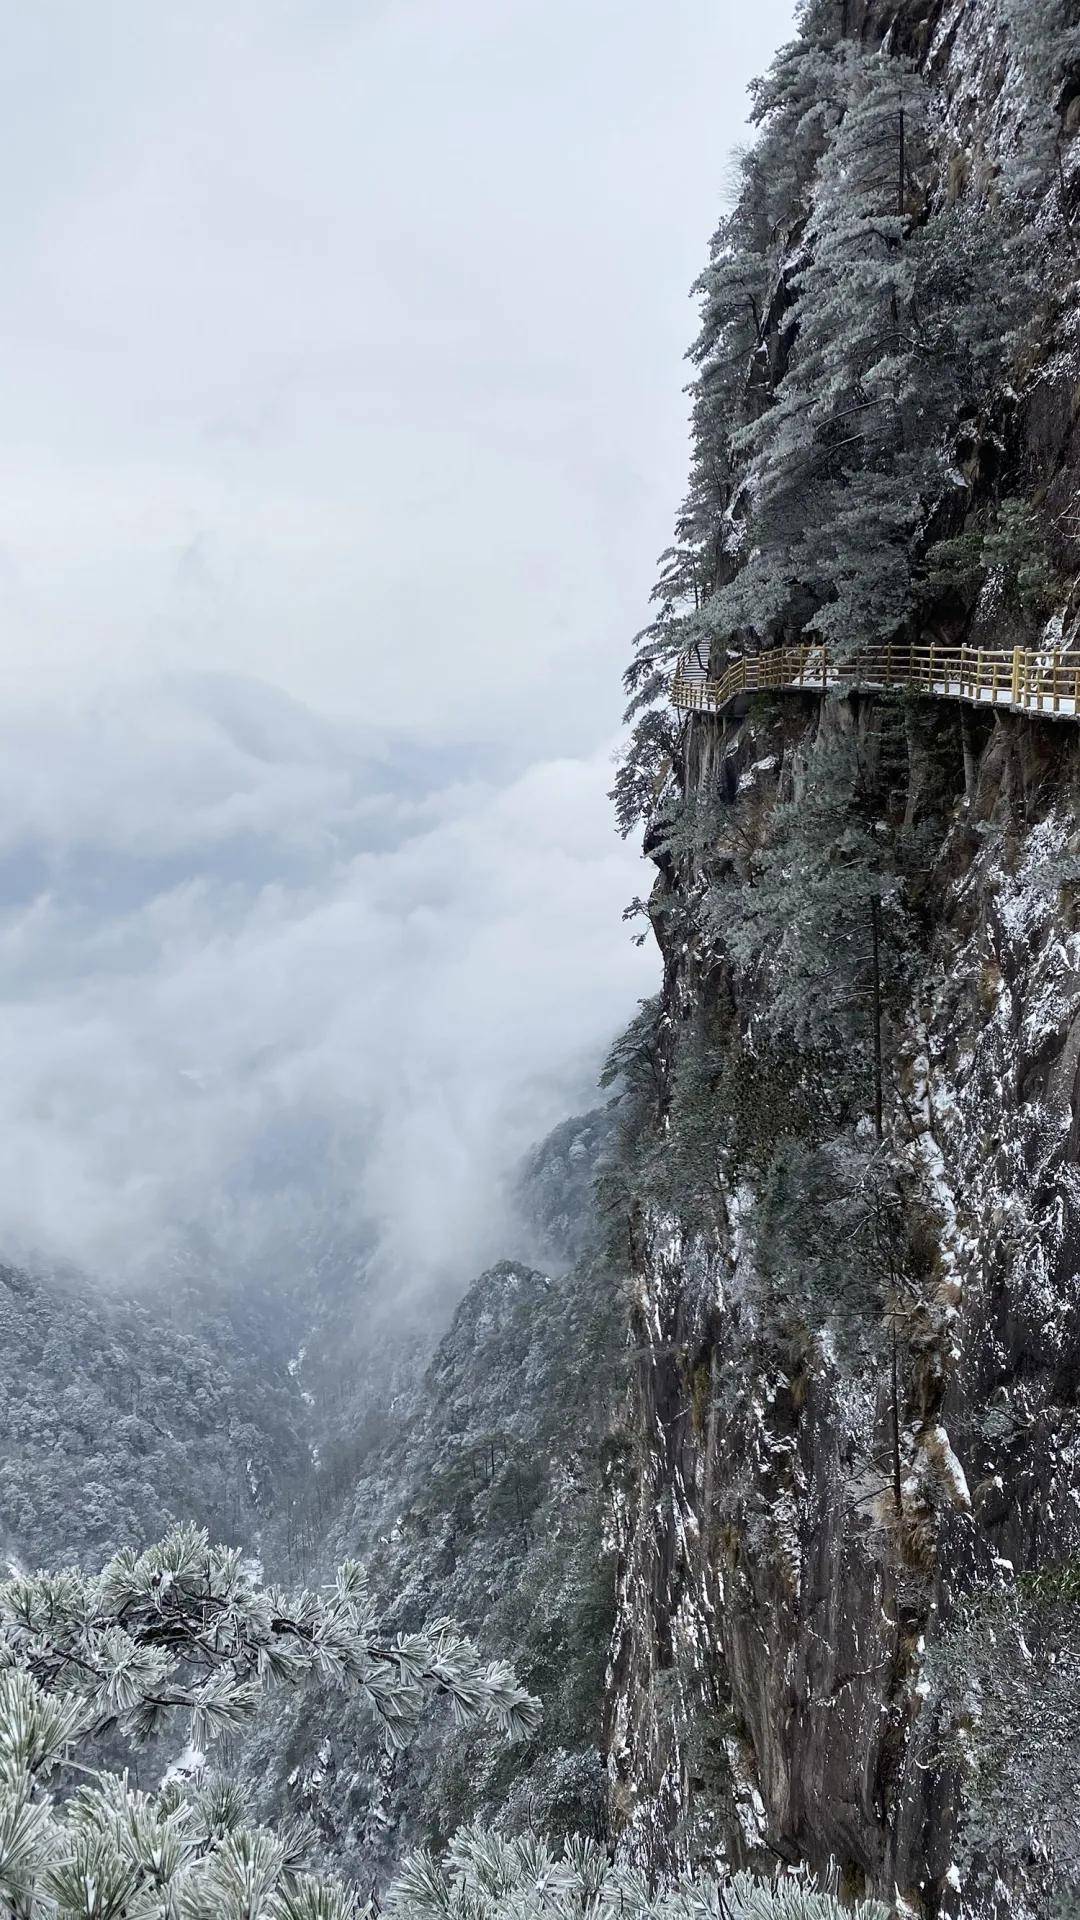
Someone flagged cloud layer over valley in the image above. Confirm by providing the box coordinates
[0,671,651,1290]
[0,0,795,1302]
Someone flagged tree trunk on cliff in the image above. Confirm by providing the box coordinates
[891,1328,903,1518]
[870,893,884,1141]
[960,706,977,802]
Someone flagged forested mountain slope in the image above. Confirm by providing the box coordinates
[0,1261,312,1570]
[246,1111,623,1888]
[0,1109,623,1888]
[603,0,1080,1913]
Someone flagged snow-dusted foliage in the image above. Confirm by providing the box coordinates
[0,1263,313,1572]
[0,1525,540,1754]
[0,1528,538,1920]
[614,0,1077,836]
[388,1826,887,1920]
[0,1705,362,1920]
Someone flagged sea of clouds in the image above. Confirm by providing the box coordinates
[0,668,653,1297]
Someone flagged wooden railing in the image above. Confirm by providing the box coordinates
[671,642,1080,722]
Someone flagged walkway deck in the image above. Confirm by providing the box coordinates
[671,642,1080,722]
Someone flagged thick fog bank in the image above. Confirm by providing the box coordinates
[0,670,653,1296]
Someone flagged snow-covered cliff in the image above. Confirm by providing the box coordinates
[605,3,1080,1914]
[608,696,1080,1913]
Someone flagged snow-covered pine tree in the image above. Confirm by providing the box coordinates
[388,1827,890,1920]
[714,727,909,1091]
[613,6,847,834]
[998,0,1080,210]
[0,1525,540,1754]
[0,1526,544,1920]
[614,3,1047,836]
[712,46,938,657]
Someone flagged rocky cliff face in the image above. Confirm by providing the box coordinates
[607,694,1080,1913]
[604,4,1080,1915]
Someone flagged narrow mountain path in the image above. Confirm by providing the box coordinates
[672,640,1080,722]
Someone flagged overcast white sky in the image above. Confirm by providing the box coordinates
[0,0,795,1292]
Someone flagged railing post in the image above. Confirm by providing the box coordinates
[976,648,983,705]
[822,646,827,694]
[1012,647,1022,708]
[1054,650,1061,715]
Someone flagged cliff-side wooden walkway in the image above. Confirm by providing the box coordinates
[671,641,1080,722]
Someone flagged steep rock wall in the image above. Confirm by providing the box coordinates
[607,692,1080,1915]
[606,0,1080,1908]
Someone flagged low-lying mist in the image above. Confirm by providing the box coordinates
[0,668,654,1304]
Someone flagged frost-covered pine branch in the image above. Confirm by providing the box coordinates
[0,1524,541,1755]
[386,1825,891,1920]
[0,1527,543,1920]
[0,1679,362,1920]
